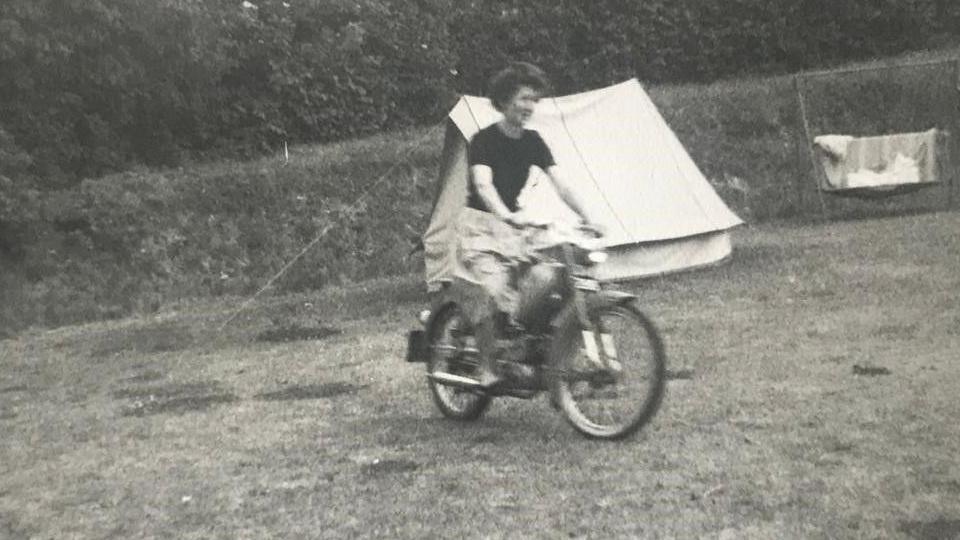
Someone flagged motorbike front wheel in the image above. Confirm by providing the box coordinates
[427,304,491,421]
[553,300,666,440]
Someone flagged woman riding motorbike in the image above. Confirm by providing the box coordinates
[451,62,604,389]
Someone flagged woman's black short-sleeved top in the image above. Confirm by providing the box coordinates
[466,124,555,212]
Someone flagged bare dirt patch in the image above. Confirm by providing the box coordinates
[899,518,960,540]
[254,382,363,401]
[472,432,504,444]
[113,381,237,417]
[255,324,341,343]
[871,323,919,340]
[90,322,194,358]
[0,512,33,540]
[852,364,892,376]
[120,369,165,383]
[666,368,695,380]
[359,458,420,478]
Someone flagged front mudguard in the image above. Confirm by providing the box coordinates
[550,289,637,332]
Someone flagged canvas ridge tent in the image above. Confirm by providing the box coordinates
[423,79,743,289]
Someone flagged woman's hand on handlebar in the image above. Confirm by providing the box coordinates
[505,212,550,229]
[502,212,525,228]
[577,220,605,238]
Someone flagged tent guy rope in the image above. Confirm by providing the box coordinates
[216,122,444,331]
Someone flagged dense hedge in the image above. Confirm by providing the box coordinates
[1,0,958,189]
[0,0,453,184]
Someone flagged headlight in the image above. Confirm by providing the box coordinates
[418,310,431,325]
[587,251,608,264]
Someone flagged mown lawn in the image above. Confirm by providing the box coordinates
[2,211,959,539]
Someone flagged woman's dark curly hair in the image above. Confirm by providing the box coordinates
[487,62,552,112]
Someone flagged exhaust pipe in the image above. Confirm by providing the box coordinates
[427,372,482,389]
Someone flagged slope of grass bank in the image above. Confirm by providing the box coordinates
[2,125,445,333]
[2,47,958,335]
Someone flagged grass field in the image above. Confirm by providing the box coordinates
[2,210,960,539]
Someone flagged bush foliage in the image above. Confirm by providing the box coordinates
[1,0,958,188]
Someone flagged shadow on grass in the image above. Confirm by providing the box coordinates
[358,409,575,450]
[819,204,947,224]
[870,323,919,340]
[899,518,960,540]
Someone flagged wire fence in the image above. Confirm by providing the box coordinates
[794,58,960,217]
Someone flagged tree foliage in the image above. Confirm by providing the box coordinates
[0,0,957,188]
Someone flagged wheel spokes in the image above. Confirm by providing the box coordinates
[563,306,661,434]
[431,312,484,412]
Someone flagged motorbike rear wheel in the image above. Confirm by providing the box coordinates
[427,305,491,421]
[553,300,665,440]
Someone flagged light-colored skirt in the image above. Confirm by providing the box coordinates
[451,208,526,322]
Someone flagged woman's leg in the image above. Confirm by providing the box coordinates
[462,252,518,387]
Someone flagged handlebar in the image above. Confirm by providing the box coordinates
[576,222,604,239]
[508,218,603,239]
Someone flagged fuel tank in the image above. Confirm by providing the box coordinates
[515,262,566,331]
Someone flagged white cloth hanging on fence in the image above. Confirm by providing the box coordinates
[813,129,939,191]
[845,153,920,188]
[813,135,854,161]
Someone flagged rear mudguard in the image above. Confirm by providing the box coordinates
[406,300,461,363]
[548,289,638,370]
[424,300,461,342]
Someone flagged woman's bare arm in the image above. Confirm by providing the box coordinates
[470,164,514,221]
[545,165,597,226]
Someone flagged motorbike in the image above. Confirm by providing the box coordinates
[405,222,666,440]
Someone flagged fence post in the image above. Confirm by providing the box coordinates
[793,74,829,221]
[951,59,959,209]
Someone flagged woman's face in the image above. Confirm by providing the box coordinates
[501,85,541,128]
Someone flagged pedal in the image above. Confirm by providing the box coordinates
[606,359,623,374]
[496,362,538,388]
[507,363,536,381]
